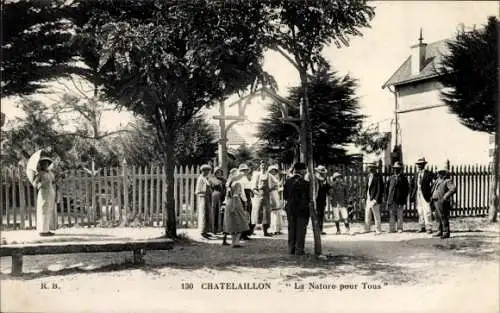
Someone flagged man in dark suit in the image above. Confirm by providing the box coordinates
[363,162,384,234]
[410,157,435,233]
[385,162,409,233]
[283,162,310,255]
[430,166,457,239]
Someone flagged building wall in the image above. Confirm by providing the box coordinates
[397,80,442,111]
[397,105,490,165]
[395,80,490,166]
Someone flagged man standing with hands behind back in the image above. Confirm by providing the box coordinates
[364,162,384,234]
[410,157,435,233]
[430,166,457,239]
[283,163,310,256]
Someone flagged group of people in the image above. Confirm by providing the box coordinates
[195,160,285,248]
[363,157,457,239]
[197,156,458,254]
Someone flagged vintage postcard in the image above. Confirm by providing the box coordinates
[1,1,499,313]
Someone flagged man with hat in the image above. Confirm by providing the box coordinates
[283,162,311,255]
[251,160,273,237]
[430,165,456,239]
[410,157,436,233]
[364,162,384,234]
[312,165,330,235]
[329,172,352,235]
[237,163,254,239]
[385,162,410,233]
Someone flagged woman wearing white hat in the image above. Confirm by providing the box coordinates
[34,157,56,236]
[237,163,254,239]
[268,165,283,235]
[196,164,213,239]
[223,172,250,247]
[209,167,226,235]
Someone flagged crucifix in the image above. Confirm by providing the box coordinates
[213,87,302,177]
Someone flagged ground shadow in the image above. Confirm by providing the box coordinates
[0,236,424,284]
[2,229,498,284]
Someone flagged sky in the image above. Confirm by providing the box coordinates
[1,1,498,145]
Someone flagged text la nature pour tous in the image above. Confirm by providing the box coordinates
[182,282,387,291]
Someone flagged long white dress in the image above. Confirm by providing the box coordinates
[35,171,56,233]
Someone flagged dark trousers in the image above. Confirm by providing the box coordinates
[287,213,309,254]
[243,189,254,236]
[432,199,451,236]
[316,200,326,232]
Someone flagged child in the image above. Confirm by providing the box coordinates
[329,172,352,235]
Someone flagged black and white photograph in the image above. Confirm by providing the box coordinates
[1,1,499,312]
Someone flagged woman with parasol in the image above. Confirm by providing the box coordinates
[27,150,57,236]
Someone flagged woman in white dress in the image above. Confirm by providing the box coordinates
[224,173,250,248]
[34,158,56,236]
[268,165,283,235]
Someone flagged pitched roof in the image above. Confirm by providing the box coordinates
[213,127,247,146]
[382,39,450,89]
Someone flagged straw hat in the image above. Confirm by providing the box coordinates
[332,172,342,179]
[200,164,211,171]
[437,165,449,173]
[392,162,403,168]
[238,163,250,171]
[268,165,279,172]
[39,157,53,164]
[415,157,428,164]
[315,165,327,174]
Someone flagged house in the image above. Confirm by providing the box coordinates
[213,127,247,149]
[382,31,492,166]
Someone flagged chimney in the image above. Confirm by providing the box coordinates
[410,28,427,75]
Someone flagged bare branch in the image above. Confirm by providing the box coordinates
[70,75,92,100]
[272,46,300,71]
[56,129,132,140]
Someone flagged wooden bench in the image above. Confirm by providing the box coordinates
[0,239,174,276]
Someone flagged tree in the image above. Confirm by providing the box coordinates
[257,68,364,165]
[1,99,73,168]
[1,0,78,97]
[97,1,271,238]
[232,144,254,166]
[112,115,217,166]
[262,1,375,254]
[437,16,498,221]
[353,126,392,156]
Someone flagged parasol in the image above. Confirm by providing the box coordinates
[26,150,46,186]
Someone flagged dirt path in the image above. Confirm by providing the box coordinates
[1,219,499,313]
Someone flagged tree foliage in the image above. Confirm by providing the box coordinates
[437,16,498,134]
[231,144,254,166]
[437,16,499,222]
[257,68,364,164]
[95,1,272,237]
[112,115,217,166]
[0,99,73,167]
[353,127,392,155]
[1,0,78,96]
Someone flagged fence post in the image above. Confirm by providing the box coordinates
[122,159,128,226]
[19,168,26,230]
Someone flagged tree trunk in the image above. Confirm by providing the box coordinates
[164,132,177,238]
[489,130,499,222]
[300,71,322,256]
